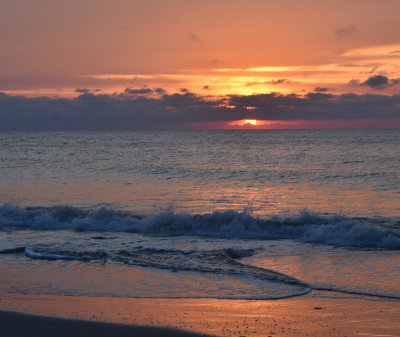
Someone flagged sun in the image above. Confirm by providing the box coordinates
[227,119,271,128]
[243,119,257,125]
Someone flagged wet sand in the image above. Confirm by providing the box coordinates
[1,291,399,337]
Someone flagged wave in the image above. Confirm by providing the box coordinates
[24,246,107,261]
[0,246,25,254]
[4,243,399,301]
[0,243,309,300]
[1,204,399,249]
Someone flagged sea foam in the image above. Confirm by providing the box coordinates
[1,204,399,249]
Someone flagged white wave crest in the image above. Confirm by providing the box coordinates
[1,204,399,249]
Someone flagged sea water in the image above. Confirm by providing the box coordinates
[0,130,399,301]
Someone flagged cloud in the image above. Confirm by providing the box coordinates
[0,90,399,130]
[367,66,379,74]
[351,75,400,90]
[334,24,357,39]
[75,88,90,93]
[188,33,201,42]
[363,75,389,89]
[246,79,289,86]
[207,59,225,66]
[124,87,153,95]
[75,88,102,94]
[314,87,329,93]
[269,79,288,85]
[349,79,361,86]
[154,87,166,95]
[305,92,334,100]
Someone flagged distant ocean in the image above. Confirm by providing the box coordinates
[1,130,399,301]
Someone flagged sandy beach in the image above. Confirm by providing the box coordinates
[1,309,216,337]
[1,291,399,337]
[0,309,213,337]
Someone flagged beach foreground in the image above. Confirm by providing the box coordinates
[1,291,399,337]
[0,309,212,337]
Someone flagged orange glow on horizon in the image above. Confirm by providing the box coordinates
[228,119,271,127]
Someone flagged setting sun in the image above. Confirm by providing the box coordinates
[227,119,271,128]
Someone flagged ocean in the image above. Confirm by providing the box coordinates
[0,130,399,302]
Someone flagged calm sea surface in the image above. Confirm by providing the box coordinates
[1,129,399,216]
[0,130,399,301]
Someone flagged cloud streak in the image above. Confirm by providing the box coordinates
[0,90,399,130]
[334,25,357,39]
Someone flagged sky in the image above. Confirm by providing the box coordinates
[1,0,400,129]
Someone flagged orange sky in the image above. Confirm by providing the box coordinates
[1,0,400,129]
[1,0,400,96]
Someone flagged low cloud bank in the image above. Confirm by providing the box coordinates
[0,91,399,130]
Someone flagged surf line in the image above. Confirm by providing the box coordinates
[5,246,400,301]
[310,286,400,301]
[247,263,400,301]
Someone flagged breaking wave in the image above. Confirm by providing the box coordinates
[1,204,399,249]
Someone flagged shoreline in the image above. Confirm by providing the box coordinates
[1,291,399,336]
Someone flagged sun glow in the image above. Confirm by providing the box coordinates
[228,119,271,128]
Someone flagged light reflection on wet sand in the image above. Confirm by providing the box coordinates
[1,292,400,337]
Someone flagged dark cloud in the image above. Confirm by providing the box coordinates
[246,79,289,86]
[367,66,379,74]
[306,92,334,100]
[314,87,329,93]
[180,88,189,93]
[269,79,288,85]
[351,75,400,90]
[124,88,153,95]
[363,75,389,89]
[229,92,400,121]
[349,75,400,89]
[203,85,210,90]
[154,87,166,95]
[75,88,90,93]
[116,87,168,99]
[1,91,399,130]
[334,24,357,39]
[75,88,102,94]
